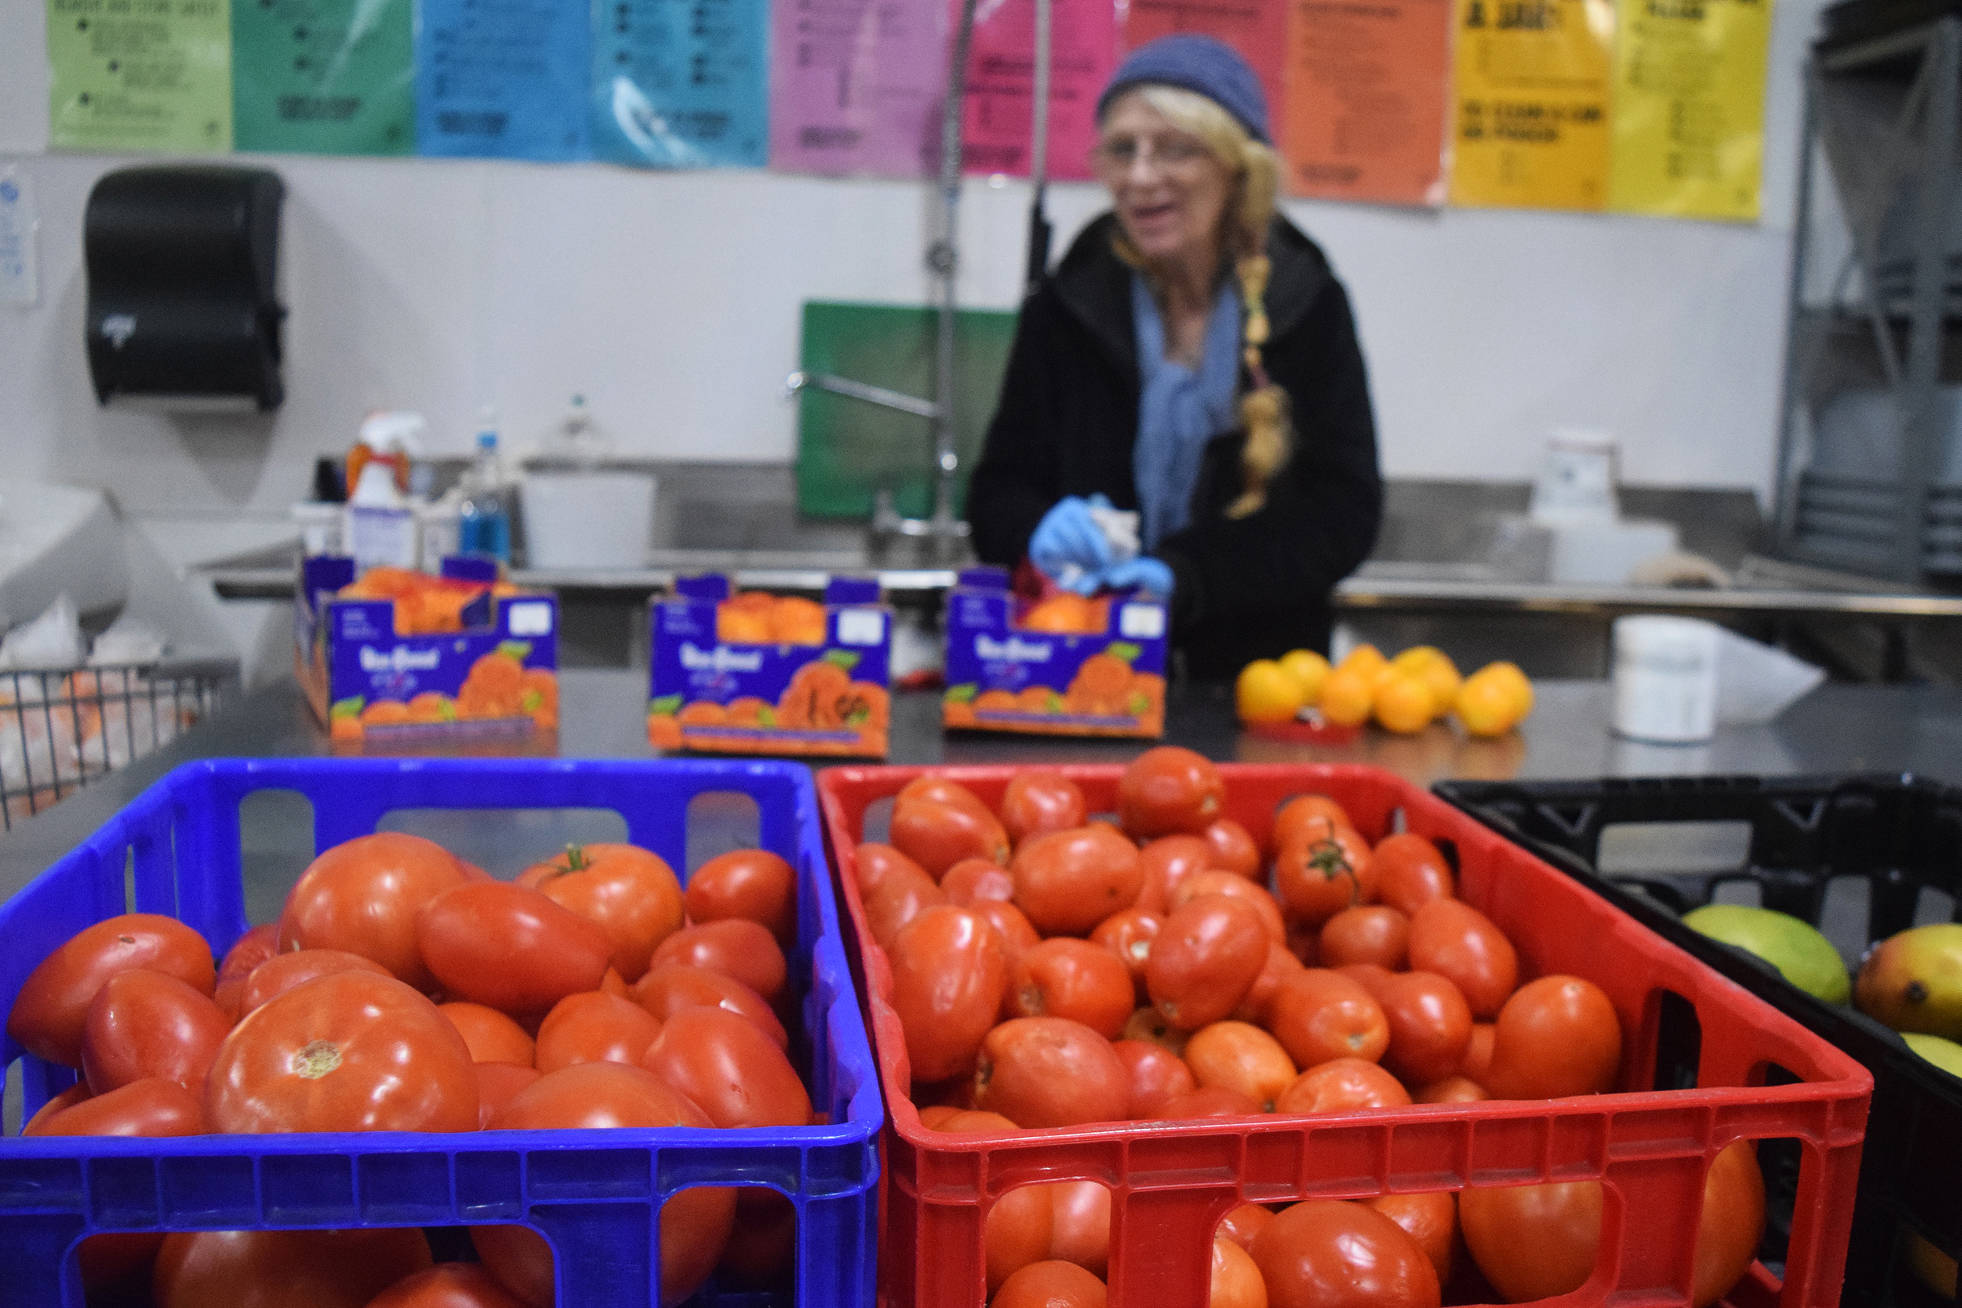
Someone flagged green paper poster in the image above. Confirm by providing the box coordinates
[48,0,235,153]
[232,0,414,154]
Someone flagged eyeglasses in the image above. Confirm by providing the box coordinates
[1091,135,1213,172]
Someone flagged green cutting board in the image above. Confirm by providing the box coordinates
[795,301,1019,520]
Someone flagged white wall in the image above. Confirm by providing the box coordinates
[1,0,1825,539]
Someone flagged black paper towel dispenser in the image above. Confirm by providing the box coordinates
[84,165,286,411]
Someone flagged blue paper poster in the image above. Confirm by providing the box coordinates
[591,0,769,167]
[417,0,591,159]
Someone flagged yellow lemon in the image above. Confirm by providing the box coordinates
[1393,645,1462,712]
[1480,660,1535,721]
[1278,649,1331,706]
[1236,659,1304,726]
[1455,671,1519,738]
[1319,664,1375,727]
[1373,671,1437,734]
[1336,643,1388,684]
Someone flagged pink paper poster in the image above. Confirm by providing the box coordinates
[959,0,1122,178]
[770,0,951,175]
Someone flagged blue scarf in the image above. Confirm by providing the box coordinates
[1130,273,1242,551]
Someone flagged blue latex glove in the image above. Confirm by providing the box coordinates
[1029,494,1115,595]
[1099,555,1174,599]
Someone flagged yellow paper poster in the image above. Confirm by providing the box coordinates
[1449,0,1614,210]
[1608,0,1771,219]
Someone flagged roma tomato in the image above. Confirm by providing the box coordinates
[366,1262,527,1308]
[533,990,663,1073]
[216,923,280,983]
[1110,1038,1196,1116]
[1413,1076,1487,1104]
[891,797,1010,879]
[941,857,1016,906]
[1001,770,1088,846]
[1011,826,1144,937]
[1482,975,1622,1100]
[517,842,685,983]
[1216,1202,1276,1251]
[1235,941,1308,1025]
[1183,1020,1297,1110]
[1250,1200,1440,1308]
[1273,831,1376,927]
[896,775,994,816]
[204,972,477,1134]
[1406,899,1518,1020]
[1210,1236,1268,1308]
[1089,908,1161,995]
[1372,833,1455,915]
[992,1260,1107,1308]
[1117,747,1224,839]
[860,856,947,947]
[851,842,933,899]
[1273,1058,1410,1114]
[1046,1180,1112,1277]
[437,1001,537,1065]
[238,949,392,1017]
[889,906,1008,1083]
[153,1227,433,1308]
[640,1006,813,1129]
[1266,969,1389,1069]
[8,913,215,1067]
[418,882,614,1017]
[1169,871,1287,944]
[1317,906,1410,970]
[1365,1191,1456,1286]
[81,969,229,1094]
[1272,795,1358,851]
[1132,835,1213,915]
[1008,939,1136,1038]
[1145,894,1269,1031]
[20,1081,92,1133]
[632,964,787,1049]
[276,833,468,991]
[24,1077,204,1137]
[972,901,1042,963]
[716,1188,798,1290]
[972,1017,1128,1128]
[1374,970,1474,1088]
[1201,818,1262,880]
[936,1110,1047,1289]
[682,847,796,945]
[1460,1022,1496,1084]
[1148,1085,1262,1119]
[472,1061,541,1128]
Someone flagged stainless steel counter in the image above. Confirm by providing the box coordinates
[4,671,1961,908]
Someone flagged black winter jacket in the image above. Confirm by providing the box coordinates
[965,212,1384,681]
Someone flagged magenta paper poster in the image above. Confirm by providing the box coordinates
[960,0,1120,179]
[769,0,950,175]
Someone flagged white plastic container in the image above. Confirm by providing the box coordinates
[1611,615,1720,743]
[520,471,656,570]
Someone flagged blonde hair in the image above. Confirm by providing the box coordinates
[1107,84,1291,519]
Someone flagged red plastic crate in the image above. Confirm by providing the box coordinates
[815,763,1874,1308]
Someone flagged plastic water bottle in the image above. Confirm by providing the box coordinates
[459,418,512,564]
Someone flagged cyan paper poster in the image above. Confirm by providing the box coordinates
[417,0,591,159]
[591,0,770,167]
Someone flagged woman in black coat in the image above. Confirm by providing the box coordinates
[964,35,1382,682]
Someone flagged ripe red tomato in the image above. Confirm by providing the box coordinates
[204,971,477,1134]
[9,913,216,1067]
[631,964,787,1049]
[1183,1020,1297,1110]
[516,842,685,983]
[1169,870,1288,943]
[993,1259,1107,1308]
[1460,1022,1496,1083]
[216,923,280,983]
[1145,895,1269,1031]
[860,854,948,947]
[1366,1191,1456,1286]
[852,841,932,898]
[888,905,1008,1083]
[1046,1180,1112,1277]
[152,1227,434,1308]
[892,797,1010,879]
[941,857,1016,905]
[971,900,1042,962]
[1235,940,1308,1024]
[1132,835,1213,914]
[24,1076,204,1136]
[1274,829,1377,927]
[1414,1075,1487,1104]
[716,1188,798,1290]
[1011,825,1145,936]
[640,1006,813,1129]
[1372,833,1455,915]
[20,1080,92,1133]
[934,1109,1048,1288]
[472,1061,541,1128]
[1405,899,1518,1020]
[1118,747,1224,838]
[1110,1038,1196,1116]
[1250,1200,1440,1308]
[1318,905,1410,970]
[1148,1085,1262,1119]
[81,969,229,1094]
[1201,818,1262,880]
[1274,1057,1410,1114]
[476,1062,737,1306]
[437,1001,537,1065]
[276,833,468,990]
[1216,1202,1275,1251]
[1266,969,1389,1069]
[1008,939,1136,1038]
[366,1262,528,1308]
[896,775,994,816]
[1482,975,1622,1100]
[238,949,393,1017]
[972,1017,1128,1128]
[1001,770,1088,846]
[417,882,614,1017]
[1374,970,1474,1088]
[1210,1236,1267,1308]
[1089,908,1161,995]
[682,847,796,945]
[533,990,663,1073]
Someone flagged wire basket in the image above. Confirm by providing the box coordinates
[0,658,238,829]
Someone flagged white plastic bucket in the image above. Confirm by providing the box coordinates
[520,471,656,570]
[1611,615,1720,744]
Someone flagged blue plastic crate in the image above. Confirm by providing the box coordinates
[0,757,881,1308]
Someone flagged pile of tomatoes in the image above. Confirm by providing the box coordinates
[6,833,810,1307]
[850,748,1768,1308]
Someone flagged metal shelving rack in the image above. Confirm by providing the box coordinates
[1771,13,1962,582]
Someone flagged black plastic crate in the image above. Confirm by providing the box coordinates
[1437,773,1962,1308]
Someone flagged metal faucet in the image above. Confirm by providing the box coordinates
[781,371,971,557]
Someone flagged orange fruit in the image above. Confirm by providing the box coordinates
[1455,672,1519,738]
[1277,649,1330,706]
[1392,646,1461,711]
[1319,664,1374,727]
[1372,671,1436,734]
[1020,594,1099,634]
[1481,661,1535,721]
[1336,643,1388,685]
[1235,659,1303,726]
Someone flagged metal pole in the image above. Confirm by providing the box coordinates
[1026,0,1055,292]
[930,0,981,555]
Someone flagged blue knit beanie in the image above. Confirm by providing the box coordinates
[1097,35,1270,144]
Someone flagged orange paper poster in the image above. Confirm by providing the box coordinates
[1281,0,1453,205]
[1448,0,1615,209]
[1122,0,1290,132]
